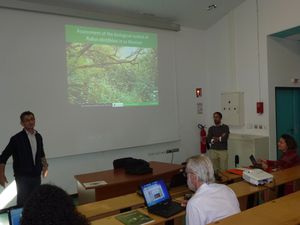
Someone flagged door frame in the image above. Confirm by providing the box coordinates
[275,87,300,159]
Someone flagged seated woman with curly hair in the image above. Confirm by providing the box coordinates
[21,184,90,225]
[262,134,300,171]
[261,134,300,196]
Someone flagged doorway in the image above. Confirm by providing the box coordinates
[275,87,300,158]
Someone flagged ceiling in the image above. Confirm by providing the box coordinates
[14,0,246,30]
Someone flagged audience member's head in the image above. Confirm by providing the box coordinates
[185,155,240,225]
[21,184,90,225]
[213,112,222,125]
[185,155,215,191]
[278,134,297,152]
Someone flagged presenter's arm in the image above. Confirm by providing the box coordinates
[0,164,8,187]
[40,135,48,178]
[0,139,14,187]
[42,158,48,178]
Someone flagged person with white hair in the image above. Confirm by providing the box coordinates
[184,155,240,225]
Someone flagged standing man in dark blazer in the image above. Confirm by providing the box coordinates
[0,111,48,206]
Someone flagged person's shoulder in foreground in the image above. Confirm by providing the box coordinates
[21,184,90,225]
[187,183,240,224]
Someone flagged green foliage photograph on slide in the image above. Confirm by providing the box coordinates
[65,25,159,107]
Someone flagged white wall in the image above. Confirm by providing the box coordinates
[205,0,300,160]
[204,13,236,118]
[268,37,300,158]
[259,0,300,159]
[4,0,300,207]
[175,27,207,157]
[205,0,268,136]
[1,25,206,206]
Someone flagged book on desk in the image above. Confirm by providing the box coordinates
[82,180,107,188]
[115,210,154,225]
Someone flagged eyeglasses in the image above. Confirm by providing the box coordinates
[183,171,195,177]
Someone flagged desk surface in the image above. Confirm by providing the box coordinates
[209,190,300,225]
[271,164,300,185]
[84,166,300,225]
[90,190,300,225]
[75,161,183,189]
[80,165,300,220]
[218,170,242,184]
[76,161,184,203]
[78,185,190,221]
[91,206,185,225]
[227,165,300,196]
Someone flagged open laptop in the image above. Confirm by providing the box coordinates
[8,207,23,225]
[249,154,262,169]
[140,179,184,218]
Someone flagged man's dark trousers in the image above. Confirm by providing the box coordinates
[15,176,41,206]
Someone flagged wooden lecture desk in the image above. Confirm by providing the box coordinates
[91,190,300,225]
[208,190,300,225]
[84,165,300,221]
[91,206,185,225]
[77,185,191,221]
[227,164,300,210]
[78,169,241,220]
[75,161,183,204]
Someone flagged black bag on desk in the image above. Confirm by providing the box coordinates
[113,157,134,169]
[113,157,153,175]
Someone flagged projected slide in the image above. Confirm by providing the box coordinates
[65,25,159,107]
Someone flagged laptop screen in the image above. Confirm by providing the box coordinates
[140,179,170,207]
[8,207,23,225]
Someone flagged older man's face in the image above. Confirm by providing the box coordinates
[186,169,197,192]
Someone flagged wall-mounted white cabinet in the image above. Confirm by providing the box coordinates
[221,92,244,126]
[228,133,269,168]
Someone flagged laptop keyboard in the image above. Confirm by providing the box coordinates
[149,201,184,218]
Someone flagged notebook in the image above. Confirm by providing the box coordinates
[8,207,23,225]
[140,179,184,218]
[115,210,153,225]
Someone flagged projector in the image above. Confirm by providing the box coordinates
[242,169,273,186]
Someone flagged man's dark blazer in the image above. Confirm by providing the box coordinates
[0,129,45,177]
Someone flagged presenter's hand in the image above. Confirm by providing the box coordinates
[0,174,8,188]
[42,167,48,178]
[0,164,7,187]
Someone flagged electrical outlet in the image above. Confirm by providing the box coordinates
[166,148,179,154]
